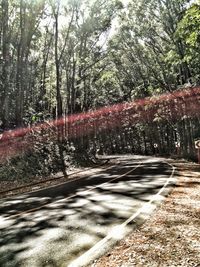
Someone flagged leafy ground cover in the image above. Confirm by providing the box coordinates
[0,159,112,198]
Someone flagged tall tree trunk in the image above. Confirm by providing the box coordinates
[1,0,9,128]
[54,6,63,118]
[15,0,24,127]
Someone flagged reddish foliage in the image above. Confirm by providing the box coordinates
[0,86,200,162]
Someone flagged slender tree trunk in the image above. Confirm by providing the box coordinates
[54,9,62,118]
[15,0,24,126]
[1,0,9,128]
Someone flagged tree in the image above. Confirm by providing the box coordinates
[0,0,9,128]
[176,2,200,83]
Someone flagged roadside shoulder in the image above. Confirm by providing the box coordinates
[91,159,200,267]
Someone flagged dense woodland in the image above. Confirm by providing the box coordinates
[0,0,200,180]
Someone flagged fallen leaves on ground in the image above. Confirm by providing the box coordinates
[91,160,200,267]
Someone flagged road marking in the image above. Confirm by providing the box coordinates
[68,160,176,267]
[122,160,175,226]
[0,160,110,196]
[4,161,142,220]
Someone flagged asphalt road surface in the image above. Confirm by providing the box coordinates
[0,155,175,267]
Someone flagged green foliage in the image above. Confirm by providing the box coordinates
[0,0,200,182]
[175,3,200,82]
[177,3,200,47]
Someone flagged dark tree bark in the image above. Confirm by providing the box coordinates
[0,0,9,128]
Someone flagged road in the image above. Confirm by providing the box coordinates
[0,155,176,267]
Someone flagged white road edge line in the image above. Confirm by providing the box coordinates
[68,160,176,267]
[11,162,121,196]
[4,161,143,220]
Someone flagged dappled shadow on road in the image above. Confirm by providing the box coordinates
[0,159,173,267]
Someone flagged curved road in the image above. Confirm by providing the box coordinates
[0,155,176,267]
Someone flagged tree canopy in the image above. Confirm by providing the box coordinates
[0,0,200,178]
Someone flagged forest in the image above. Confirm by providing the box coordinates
[0,0,200,181]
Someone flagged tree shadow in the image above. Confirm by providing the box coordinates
[0,160,175,266]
